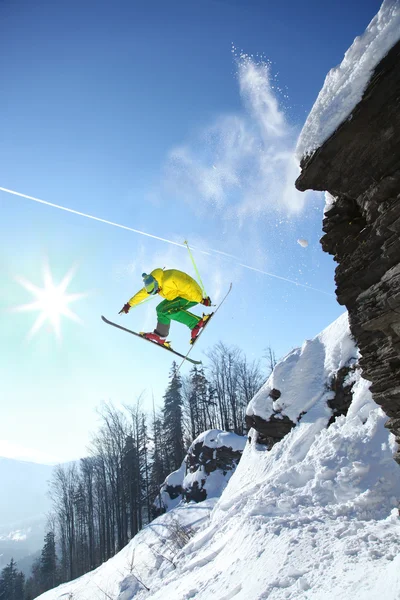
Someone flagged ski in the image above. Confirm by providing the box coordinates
[101,316,202,365]
[176,283,233,374]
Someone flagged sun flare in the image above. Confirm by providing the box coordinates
[14,263,87,340]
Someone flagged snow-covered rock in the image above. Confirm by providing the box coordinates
[156,462,186,513]
[157,430,247,511]
[296,0,400,160]
[183,430,246,503]
[246,312,357,447]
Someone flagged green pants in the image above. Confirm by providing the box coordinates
[155,297,201,336]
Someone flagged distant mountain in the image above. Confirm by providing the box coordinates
[14,549,41,577]
[0,457,55,572]
[0,457,54,524]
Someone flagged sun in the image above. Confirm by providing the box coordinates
[14,263,87,340]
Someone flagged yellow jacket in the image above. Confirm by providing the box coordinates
[128,269,203,307]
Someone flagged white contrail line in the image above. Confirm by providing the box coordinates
[185,245,212,256]
[239,264,334,296]
[1,186,333,296]
[0,186,188,249]
[209,247,241,259]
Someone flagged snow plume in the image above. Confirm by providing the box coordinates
[165,51,308,220]
[238,53,286,138]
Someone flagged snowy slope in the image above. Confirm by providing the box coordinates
[36,313,400,600]
[296,0,400,160]
[35,500,218,600]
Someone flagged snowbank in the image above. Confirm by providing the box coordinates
[189,429,247,453]
[36,313,400,600]
[247,311,356,423]
[296,0,400,160]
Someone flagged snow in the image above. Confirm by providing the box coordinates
[189,429,247,453]
[163,463,186,489]
[247,311,356,423]
[158,461,187,512]
[324,191,337,213]
[184,465,234,501]
[296,0,400,160]
[159,430,247,512]
[35,500,217,600]
[35,312,400,600]
[0,530,29,542]
[183,431,247,501]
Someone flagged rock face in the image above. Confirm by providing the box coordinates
[327,366,356,427]
[158,430,247,511]
[246,367,357,447]
[296,40,400,461]
[184,432,244,503]
[183,430,246,503]
[245,388,297,449]
[245,413,296,449]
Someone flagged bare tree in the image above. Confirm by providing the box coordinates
[50,463,78,581]
[264,345,277,376]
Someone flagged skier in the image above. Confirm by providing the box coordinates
[119,269,212,345]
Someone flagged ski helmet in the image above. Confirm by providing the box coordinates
[142,273,159,295]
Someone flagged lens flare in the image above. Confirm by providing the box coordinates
[14,263,87,340]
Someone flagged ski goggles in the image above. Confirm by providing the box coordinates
[142,273,159,295]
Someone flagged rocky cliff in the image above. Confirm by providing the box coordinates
[296,39,400,461]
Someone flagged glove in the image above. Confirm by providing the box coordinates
[201,296,212,307]
[119,303,131,315]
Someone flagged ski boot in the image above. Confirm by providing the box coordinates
[140,331,171,348]
[190,314,212,345]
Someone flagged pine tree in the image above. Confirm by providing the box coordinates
[0,558,25,600]
[122,433,139,539]
[15,572,24,600]
[140,413,152,524]
[186,366,201,440]
[192,366,213,435]
[24,558,41,600]
[163,362,185,471]
[40,530,58,591]
[150,407,167,515]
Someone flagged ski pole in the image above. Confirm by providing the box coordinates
[184,240,207,298]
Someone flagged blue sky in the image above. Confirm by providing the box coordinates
[0,0,382,463]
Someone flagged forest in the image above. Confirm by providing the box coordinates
[0,342,275,600]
